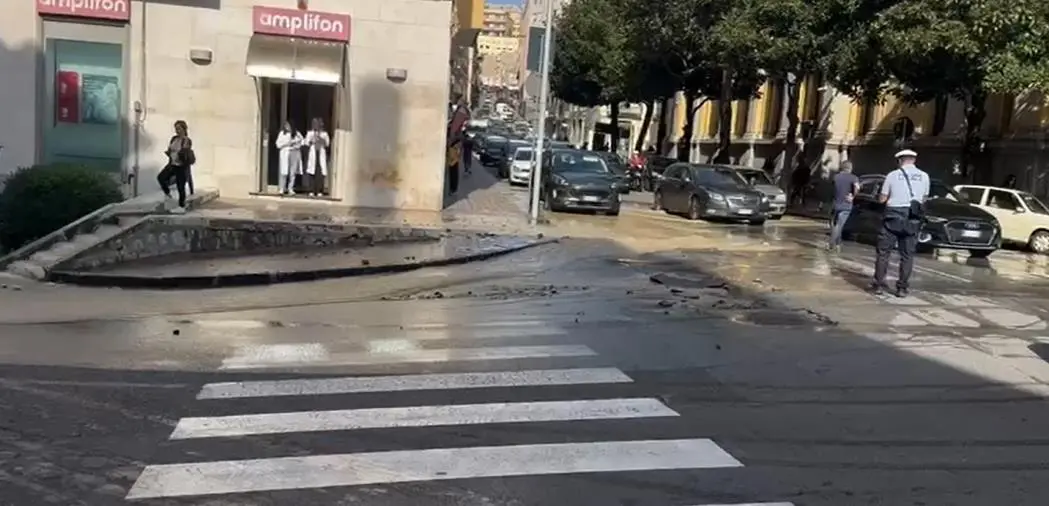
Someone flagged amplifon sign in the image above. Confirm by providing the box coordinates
[37,0,130,21]
[253,6,350,42]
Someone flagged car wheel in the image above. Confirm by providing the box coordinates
[748,219,766,226]
[687,196,702,220]
[1030,230,1049,254]
[770,214,783,220]
[653,190,665,211]
[606,206,620,217]
[969,249,993,259]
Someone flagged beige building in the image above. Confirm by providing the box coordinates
[570,79,1049,198]
[482,4,521,38]
[1,0,453,212]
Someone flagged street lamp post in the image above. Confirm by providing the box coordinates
[528,0,555,223]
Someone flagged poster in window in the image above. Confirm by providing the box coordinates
[81,74,121,125]
[55,70,80,124]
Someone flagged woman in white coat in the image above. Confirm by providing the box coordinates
[275,121,304,195]
[304,117,330,196]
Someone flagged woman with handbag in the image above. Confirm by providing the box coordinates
[158,120,195,213]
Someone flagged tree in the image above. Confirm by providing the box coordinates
[715,0,839,179]
[831,0,1049,182]
[550,0,635,151]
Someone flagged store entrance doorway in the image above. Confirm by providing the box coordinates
[259,79,335,194]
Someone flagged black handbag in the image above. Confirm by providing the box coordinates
[901,168,925,221]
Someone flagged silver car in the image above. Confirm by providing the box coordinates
[733,167,787,219]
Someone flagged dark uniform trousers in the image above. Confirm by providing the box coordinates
[874,207,919,290]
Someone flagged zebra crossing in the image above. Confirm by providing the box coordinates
[126,323,793,505]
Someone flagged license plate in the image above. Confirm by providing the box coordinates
[961,230,982,238]
[737,209,753,215]
[582,195,601,202]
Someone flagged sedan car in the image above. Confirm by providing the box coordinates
[592,151,631,194]
[479,134,508,166]
[732,166,787,219]
[843,175,1001,257]
[540,149,621,216]
[508,146,536,186]
[654,163,770,225]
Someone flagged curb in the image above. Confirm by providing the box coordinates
[47,238,560,289]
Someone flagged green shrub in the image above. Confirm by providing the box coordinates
[0,163,123,251]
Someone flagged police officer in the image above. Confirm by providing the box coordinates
[870,149,929,297]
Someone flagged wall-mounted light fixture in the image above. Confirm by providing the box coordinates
[189,48,213,65]
[386,68,408,83]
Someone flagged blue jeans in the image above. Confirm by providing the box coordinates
[829,208,852,247]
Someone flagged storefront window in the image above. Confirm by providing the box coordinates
[43,39,124,172]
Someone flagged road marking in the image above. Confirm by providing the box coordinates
[220,344,598,370]
[912,264,972,283]
[977,308,1047,330]
[889,312,929,326]
[170,398,678,439]
[198,367,634,399]
[875,294,931,306]
[934,294,998,307]
[125,439,742,499]
[684,503,795,506]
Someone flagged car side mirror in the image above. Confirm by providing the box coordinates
[1015,207,1025,213]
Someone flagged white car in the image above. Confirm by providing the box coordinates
[508,147,536,186]
[955,184,1049,254]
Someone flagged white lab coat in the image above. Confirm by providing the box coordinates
[276,130,304,175]
[305,130,329,176]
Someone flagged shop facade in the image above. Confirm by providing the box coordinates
[0,0,452,211]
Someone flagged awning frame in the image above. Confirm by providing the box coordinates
[246,35,347,85]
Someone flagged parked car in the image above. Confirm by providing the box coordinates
[955,184,1049,254]
[479,134,507,166]
[654,163,770,225]
[642,155,676,191]
[731,166,787,219]
[592,151,631,194]
[841,175,1001,257]
[498,139,532,178]
[540,149,621,216]
[508,146,536,186]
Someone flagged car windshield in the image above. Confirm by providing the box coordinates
[1020,193,1049,214]
[514,149,534,161]
[738,170,773,186]
[929,181,964,202]
[704,169,748,188]
[551,152,609,174]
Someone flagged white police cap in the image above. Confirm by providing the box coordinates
[894,149,918,158]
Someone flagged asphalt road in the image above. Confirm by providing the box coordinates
[4,201,1049,505]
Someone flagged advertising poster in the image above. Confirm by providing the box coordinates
[55,70,80,124]
[81,74,121,125]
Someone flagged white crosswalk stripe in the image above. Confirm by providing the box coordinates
[127,325,791,503]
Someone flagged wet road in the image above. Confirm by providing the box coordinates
[4,201,1049,505]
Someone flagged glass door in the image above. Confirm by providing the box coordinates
[260,79,287,190]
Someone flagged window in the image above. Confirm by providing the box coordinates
[514,148,534,161]
[929,181,964,202]
[932,95,949,136]
[1019,193,1049,215]
[696,168,745,188]
[858,178,882,197]
[663,164,684,179]
[956,186,985,205]
[986,189,1022,211]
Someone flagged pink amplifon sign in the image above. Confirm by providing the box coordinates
[37,0,131,21]
[253,6,351,42]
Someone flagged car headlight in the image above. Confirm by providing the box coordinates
[926,216,948,224]
[709,193,726,203]
[552,175,568,186]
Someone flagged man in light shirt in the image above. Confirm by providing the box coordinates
[870,149,929,297]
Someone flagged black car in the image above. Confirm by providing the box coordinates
[479,135,508,167]
[540,149,621,216]
[642,155,676,191]
[654,163,770,225]
[592,152,631,194]
[843,175,1001,257]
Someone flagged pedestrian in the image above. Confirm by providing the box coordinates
[828,160,859,252]
[1003,174,1017,189]
[869,149,929,297]
[276,121,304,195]
[157,120,194,213]
[304,117,329,197]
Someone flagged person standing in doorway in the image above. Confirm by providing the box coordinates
[157,120,194,213]
[828,160,859,252]
[870,149,929,297]
[305,117,330,197]
[276,121,304,195]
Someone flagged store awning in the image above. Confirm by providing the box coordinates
[245,35,345,84]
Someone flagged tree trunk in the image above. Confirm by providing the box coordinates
[634,100,656,152]
[609,102,621,153]
[677,90,699,161]
[655,99,669,154]
[961,91,988,183]
[712,68,733,164]
[780,76,802,192]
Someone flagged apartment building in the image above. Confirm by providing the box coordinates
[482,4,521,38]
